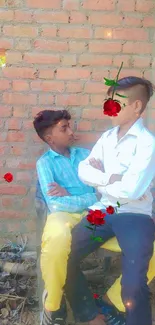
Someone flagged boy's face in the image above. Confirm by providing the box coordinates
[44,119,74,148]
[109,90,143,127]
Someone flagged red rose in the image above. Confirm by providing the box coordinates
[103,99,121,117]
[93,293,99,299]
[87,210,106,226]
[3,173,13,183]
[106,205,115,215]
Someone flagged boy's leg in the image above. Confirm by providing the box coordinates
[111,213,155,325]
[64,214,115,323]
[106,247,155,313]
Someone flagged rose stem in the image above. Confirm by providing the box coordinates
[112,61,123,100]
[93,225,96,237]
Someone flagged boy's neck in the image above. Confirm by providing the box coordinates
[50,145,70,157]
[118,118,139,141]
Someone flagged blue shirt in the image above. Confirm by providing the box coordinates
[36,147,97,213]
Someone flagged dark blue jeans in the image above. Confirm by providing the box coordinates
[64,212,155,325]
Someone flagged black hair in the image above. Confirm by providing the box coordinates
[33,109,71,141]
[107,76,154,111]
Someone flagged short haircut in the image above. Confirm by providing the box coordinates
[33,109,71,141]
[107,76,154,111]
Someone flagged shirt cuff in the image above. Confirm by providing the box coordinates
[101,173,112,186]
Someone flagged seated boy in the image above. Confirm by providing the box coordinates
[33,110,99,325]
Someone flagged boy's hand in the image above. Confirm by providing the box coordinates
[89,158,105,172]
[109,174,123,184]
[47,182,70,197]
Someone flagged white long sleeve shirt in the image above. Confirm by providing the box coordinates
[78,118,155,217]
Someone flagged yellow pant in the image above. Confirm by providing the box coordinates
[41,212,155,312]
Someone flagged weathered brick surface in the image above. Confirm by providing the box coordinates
[0,0,155,248]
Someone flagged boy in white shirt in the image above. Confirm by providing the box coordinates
[63,76,155,325]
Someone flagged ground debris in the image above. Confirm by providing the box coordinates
[0,236,39,325]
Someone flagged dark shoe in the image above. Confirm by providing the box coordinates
[95,297,126,325]
[40,290,67,325]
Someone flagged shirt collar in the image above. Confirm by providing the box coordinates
[125,117,144,137]
[108,117,144,139]
[49,147,77,159]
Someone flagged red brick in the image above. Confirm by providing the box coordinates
[3,93,37,105]
[23,220,36,232]
[0,38,13,49]
[123,15,142,27]
[66,82,83,93]
[13,107,29,118]
[40,27,57,38]
[18,161,36,169]
[117,0,135,11]
[0,9,14,20]
[89,13,122,26]
[39,69,55,80]
[63,0,79,10]
[6,0,22,6]
[24,53,60,64]
[136,0,154,12]
[116,68,142,78]
[79,54,112,66]
[56,68,90,80]
[0,211,27,219]
[61,55,76,66]
[69,12,87,23]
[0,0,5,6]
[77,120,92,131]
[7,118,22,130]
[123,42,152,54]
[32,133,43,143]
[95,28,148,41]
[113,55,133,68]
[0,145,8,155]
[6,51,22,64]
[3,25,38,38]
[16,171,32,182]
[14,10,33,22]
[94,119,110,131]
[69,41,87,53]
[85,82,106,94]
[34,11,68,23]
[91,95,104,106]
[58,27,91,39]
[91,69,109,82]
[3,67,37,79]
[0,106,12,117]
[6,131,25,142]
[89,41,122,53]
[26,0,61,9]
[10,145,23,155]
[13,80,29,91]
[133,56,151,68]
[81,0,115,10]
[39,95,54,105]
[23,120,33,129]
[7,221,21,232]
[31,81,65,92]
[0,80,10,90]
[76,132,101,144]
[15,39,31,51]
[56,94,89,106]
[0,185,27,195]
[143,16,155,27]
[2,197,14,207]
[34,40,68,52]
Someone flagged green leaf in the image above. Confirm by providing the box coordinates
[104,78,119,87]
[85,225,94,231]
[91,236,103,242]
[117,201,121,208]
[116,93,128,98]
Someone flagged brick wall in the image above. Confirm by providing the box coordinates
[0,0,155,249]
